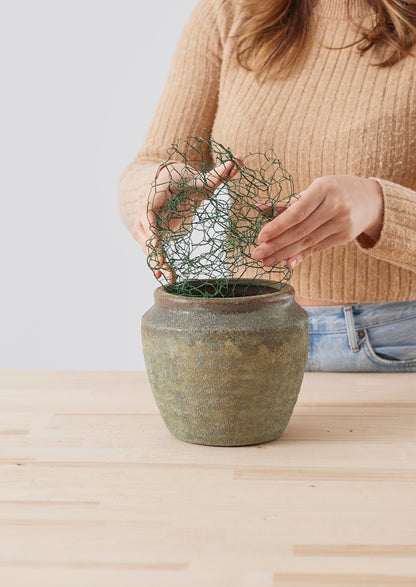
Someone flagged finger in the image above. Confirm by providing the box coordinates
[257,184,323,244]
[147,205,159,239]
[143,223,164,279]
[253,198,328,260]
[260,220,341,266]
[255,201,290,218]
[255,196,297,208]
[157,257,176,284]
[190,156,243,193]
[260,196,300,216]
[286,232,347,268]
[165,265,177,284]
[151,247,171,282]
[151,231,176,283]
[134,217,162,277]
[145,203,167,276]
[147,195,178,283]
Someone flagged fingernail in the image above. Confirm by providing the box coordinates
[252,248,265,260]
[289,258,297,268]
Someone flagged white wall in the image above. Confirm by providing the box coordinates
[0,0,199,370]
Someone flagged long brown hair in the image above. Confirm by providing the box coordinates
[235,0,416,81]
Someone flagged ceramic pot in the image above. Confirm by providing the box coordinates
[141,279,309,446]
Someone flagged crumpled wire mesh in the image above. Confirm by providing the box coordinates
[146,135,298,298]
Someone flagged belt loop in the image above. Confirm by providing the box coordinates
[343,306,359,352]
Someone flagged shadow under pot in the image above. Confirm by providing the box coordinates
[141,279,309,446]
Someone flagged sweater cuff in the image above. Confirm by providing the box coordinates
[354,177,416,272]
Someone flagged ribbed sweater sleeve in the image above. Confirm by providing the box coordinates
[118,0,416,302]
[118,0,228,233]
[355,178,416,273]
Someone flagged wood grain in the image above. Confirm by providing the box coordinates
[0,370,416,587]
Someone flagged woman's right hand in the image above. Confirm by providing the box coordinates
[132,156,243,279]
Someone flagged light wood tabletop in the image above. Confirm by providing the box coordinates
[0,371,415,587]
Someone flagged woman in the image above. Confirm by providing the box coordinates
[118,0,416,372]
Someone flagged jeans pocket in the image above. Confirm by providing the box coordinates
[361,328,416,369]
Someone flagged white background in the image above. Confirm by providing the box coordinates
[0,0,199,370]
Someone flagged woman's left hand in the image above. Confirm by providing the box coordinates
[252,174,384,269]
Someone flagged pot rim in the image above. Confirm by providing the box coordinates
[153,279,295,311]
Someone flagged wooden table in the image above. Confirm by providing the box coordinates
[0,371,415,587]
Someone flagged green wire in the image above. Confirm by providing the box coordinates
[145,135,297,298]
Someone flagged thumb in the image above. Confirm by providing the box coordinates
[188,157,243,193]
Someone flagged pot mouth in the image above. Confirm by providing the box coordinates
[165,279,284,298]
[156,279,294,309]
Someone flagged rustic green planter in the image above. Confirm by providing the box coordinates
[141,279,309,446]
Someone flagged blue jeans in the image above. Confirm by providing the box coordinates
[304,299,416,372]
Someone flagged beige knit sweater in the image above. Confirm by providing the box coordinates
[118,0,416,303]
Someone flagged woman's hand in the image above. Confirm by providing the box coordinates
[252,175,384,269]
[132,156,243,279]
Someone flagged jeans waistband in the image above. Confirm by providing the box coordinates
[305,299,416,335]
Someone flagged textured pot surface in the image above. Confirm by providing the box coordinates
[141,280,309,446]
